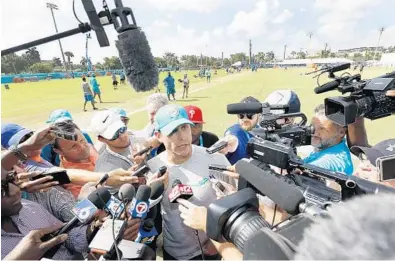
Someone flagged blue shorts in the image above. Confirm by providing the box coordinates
[84,94,93,102]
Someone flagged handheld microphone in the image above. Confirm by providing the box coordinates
[157,166,167,177]
[206,140,228,154]
[314,80,341,94]
[112,1,158,92]
[235,160,305,215]
[129,185,151,219]
[148,180,165,209]
[95,173,109,188]
[133,146,152,157]
[132,164,150,177]
[135,219,158,244]
[42,188,111,258]
[168,179,194,203]
[108,184,135,219]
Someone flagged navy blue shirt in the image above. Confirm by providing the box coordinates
[41,131,94,166]
[224,124,253,165]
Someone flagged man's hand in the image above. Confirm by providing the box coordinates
[147,169,169,189]
[78,182,100,201]
[386,90,395,97]
[218,135,239,154]
[177,199,207,232]
[106,168,140,187]
[122,218,141,241]
[18,127,55,153]
[4,227,68,260]
[131,154,147,166]
[222,165,240,180]
[354,161,379,182]
[15,171,59,193]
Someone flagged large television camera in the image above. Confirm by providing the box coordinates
[206,137,395,259]
[312,63,395,126]
[227,102,314,147]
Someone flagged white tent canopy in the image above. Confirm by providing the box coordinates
[231,61,242,67]
[380,53,395,65]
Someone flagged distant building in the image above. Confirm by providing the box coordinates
[337,46,384,56]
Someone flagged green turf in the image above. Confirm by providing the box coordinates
[2,67,394,145]
[1,70,224,126]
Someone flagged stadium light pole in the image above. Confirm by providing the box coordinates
[46,2,68,72]
[283,44,287,60]
[375,27,385,60]
[307,32,313,57]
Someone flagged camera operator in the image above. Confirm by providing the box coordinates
[295,193,395,260]
[304,104,353,175]
[221,96,261,165]
[351,139,395,187]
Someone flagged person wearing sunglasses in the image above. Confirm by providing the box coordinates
[221,96,261,165]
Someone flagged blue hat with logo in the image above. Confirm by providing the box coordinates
[110,108,128,118]
[1,123,33,149]
[46,109,73,123]
[154,104,194,136]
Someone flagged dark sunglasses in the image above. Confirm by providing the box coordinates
[109,127,127,141]
[238,114,254,120]
[1,172,16,197]
[19,132,34,144]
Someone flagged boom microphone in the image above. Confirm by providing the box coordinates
[168,179,194,203]
[112,1,158,92]
[235,160,305,215]
[227,102,263,114]
[314,79,340,94]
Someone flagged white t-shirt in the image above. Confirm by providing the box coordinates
[147,145,232,259]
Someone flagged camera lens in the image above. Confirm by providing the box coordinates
[224,206,270,252]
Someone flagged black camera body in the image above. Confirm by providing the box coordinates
[319,69,395,126]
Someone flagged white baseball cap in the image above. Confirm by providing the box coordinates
[90,110,126,140]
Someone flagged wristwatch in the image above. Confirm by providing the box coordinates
[9,145,28,161]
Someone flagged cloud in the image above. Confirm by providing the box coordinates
[300,7,307,12]
[226,0,289,37]
[152,20,171,28]
[141,0,225,13]
[272,9,294,24]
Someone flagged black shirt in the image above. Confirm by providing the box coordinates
[200,131,219,148]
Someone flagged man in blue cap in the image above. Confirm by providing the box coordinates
[41,109,94,166]
[146,104,234,260]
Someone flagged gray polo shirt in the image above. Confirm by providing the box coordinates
[147,145,232,260]
[94,148,133,172]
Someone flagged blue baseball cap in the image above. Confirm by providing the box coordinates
[110,108,128,118]
[1,123,33,149]
[154,104,194,136]
[46,109,73,123]
[264,90,301,114]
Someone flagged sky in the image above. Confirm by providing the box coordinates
[1,0,395,64]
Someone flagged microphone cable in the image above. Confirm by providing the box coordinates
[112,201,125,260]
[195,230,205,260]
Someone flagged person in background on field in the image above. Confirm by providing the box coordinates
[182,74,190,99]
[112,73,118,90]
[120,72,126,85]
[90,73,103,103]
[81,77,98,112]
[163,72,176,101]
[41,109,95,166]
[206,68,211,83]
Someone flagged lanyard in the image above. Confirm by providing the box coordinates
[199,135,203,147]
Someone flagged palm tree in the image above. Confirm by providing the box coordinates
[80,56,87,67]
[64,51,74,71]
[255,52,265,63]
[25,47,41,65]
[290,51,297,59]
[52,57,62,67]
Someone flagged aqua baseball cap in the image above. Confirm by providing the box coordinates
[154,104,194,136]
[46,109,73,123]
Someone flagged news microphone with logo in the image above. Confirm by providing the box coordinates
[112,0,158,92]
[106,184,136,219]
[135,219,158,244]
[168,179,194,203]
[42,188,111,258]
[129,185,151,219]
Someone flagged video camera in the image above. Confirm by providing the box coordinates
[227,102,314,147]
[312,63,395,126]
[206,136,395,259]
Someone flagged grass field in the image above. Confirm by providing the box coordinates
[2,67,394,145]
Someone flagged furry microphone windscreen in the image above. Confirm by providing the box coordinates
[116,28,159,92]
[294,193,395,260]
